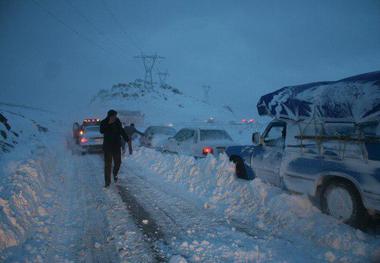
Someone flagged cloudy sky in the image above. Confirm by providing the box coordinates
[1,0,380,115]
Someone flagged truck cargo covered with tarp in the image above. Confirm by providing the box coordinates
[257,71,380,123]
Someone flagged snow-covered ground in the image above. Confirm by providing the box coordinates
[119,147,380,262]
[1,102,380,262]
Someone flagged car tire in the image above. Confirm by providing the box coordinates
[321,179,368,228]
[230,156,247,179]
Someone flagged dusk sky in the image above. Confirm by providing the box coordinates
[1,0,380,115]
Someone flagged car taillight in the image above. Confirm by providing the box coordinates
[80,137,88,143]
[79,130,84,135]
[202,146,214,155]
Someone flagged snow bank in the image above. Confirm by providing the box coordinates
[0,140,56,250]
[127,147,380,262]
[0,105,56,251]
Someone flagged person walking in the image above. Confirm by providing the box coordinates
[123,123,144,155]
[100,110,129,188]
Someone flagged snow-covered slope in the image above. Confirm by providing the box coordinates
[0,103,52,155]
[90,80,236,126]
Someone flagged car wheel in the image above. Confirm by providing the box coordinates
[230,156,247,179]
[321,179,367,227]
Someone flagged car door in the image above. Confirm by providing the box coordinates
[177,129,196,155]
[251,121,286,186]
[166,129,188,153]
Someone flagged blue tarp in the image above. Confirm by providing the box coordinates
[257,71,380,123]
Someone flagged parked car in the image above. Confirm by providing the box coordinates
[226,71,380,227]
[140,126,176,148]
[162,128,234,158]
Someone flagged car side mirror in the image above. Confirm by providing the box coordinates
[252,132,261,145]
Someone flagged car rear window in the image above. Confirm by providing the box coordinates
[85,126,99,132]
[200,130,232,141]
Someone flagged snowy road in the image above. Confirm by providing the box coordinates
[116,165,320,262]
[2,140,120,262]
[1,118,379,262]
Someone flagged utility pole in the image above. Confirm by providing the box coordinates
[134,53,165,89]
[202,85,211,104]
[157,70,169,87]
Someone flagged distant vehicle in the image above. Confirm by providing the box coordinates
[226,71,380,227]
[117,110,144,127]
[72,118,100,145]
[140,126,176,148]
[78,124,103,153]
[71,118,102,153]
[162,128,234,158]
[241,118,255,124]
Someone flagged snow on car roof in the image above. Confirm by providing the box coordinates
[257,71,380,123]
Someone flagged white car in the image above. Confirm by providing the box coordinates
[162,128,234,158]
[140,126,177,149]
[78,125,103,153]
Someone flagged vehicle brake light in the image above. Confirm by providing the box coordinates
[242,119,247,123]
[80,137,88,143]
[79,130,84,135]
[202,146,214,155]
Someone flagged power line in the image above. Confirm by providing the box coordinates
[101,0,142,53]
[30,0,108,54]
[63,0,133,59]
[63,0,105,36]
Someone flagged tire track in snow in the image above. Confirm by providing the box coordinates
[117,185,168,262]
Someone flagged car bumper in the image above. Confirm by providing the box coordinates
[80,144,103,153]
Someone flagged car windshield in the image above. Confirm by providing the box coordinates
[151,127,176,135]
[200,130,232,141]
[85,126,100,132]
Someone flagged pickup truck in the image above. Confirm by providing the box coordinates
[226,71,380,227]
[226,118,380,227]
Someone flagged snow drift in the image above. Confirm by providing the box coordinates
[257,71,380,123]
[126,147,380,262]
[0,104,55,250]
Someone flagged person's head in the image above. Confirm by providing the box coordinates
[130,123,135,127]
[107,109,117,121]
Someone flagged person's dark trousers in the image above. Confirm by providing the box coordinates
[127,140,133,155]
[104,148,122,187]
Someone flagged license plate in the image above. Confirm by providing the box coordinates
[95,138,103,143]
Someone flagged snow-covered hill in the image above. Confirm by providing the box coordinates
[90,80,236,126]
[0,103,52,155]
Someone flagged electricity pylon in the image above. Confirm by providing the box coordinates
[134,53,165,89]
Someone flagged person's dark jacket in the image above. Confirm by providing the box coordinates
[100,117,129,151]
